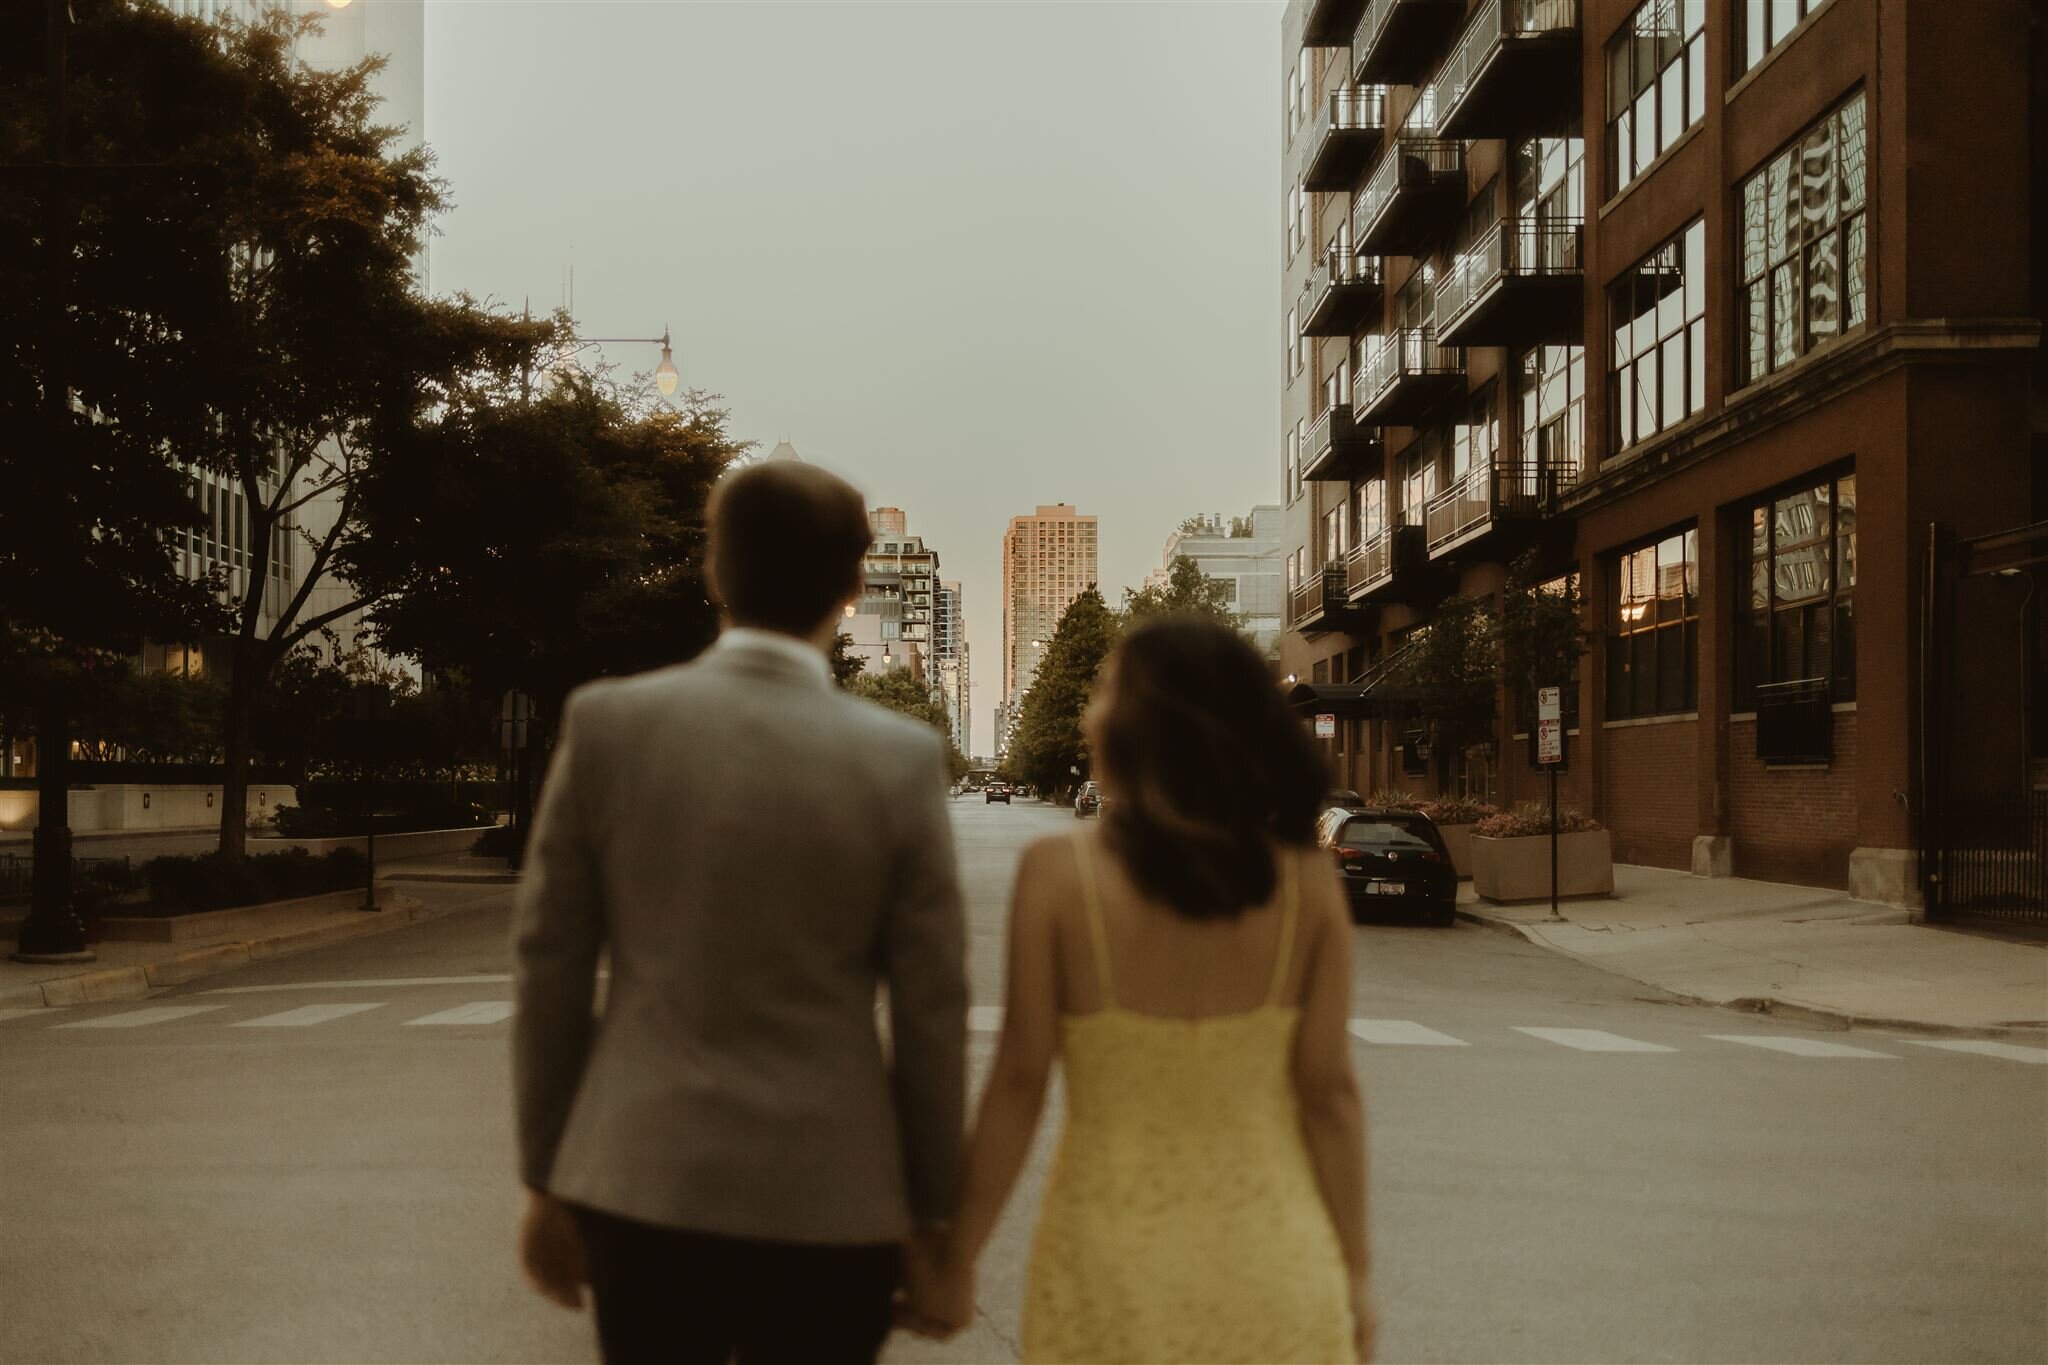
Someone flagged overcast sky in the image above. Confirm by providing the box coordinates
[424,0,1283,755]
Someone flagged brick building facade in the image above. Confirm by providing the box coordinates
[1277,0,2044,906]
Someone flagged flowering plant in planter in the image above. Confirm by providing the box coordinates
[1474,802,1604,839]
[1418,795,1499,827]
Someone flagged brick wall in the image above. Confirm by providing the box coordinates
[1728,712,1859,887]
[1601,718,1699,870]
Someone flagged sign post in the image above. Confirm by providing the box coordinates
[500,691,532,872]
[1536,686,1563,918]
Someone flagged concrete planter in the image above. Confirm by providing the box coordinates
[97,886,398,942]
[249,826,490,863]
[1471,829,1614,904]
[1437,823,1475,881]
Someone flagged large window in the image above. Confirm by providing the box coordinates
[1607,528,1698,719]
[1737,91,1867,386]
[1738,472,1856,704]
[1356,478,1387,544]
[1738,0,1825,77]
[1518,344,1585,485]
[1449,386,1500,489]
[1285,428,1301,504]
[1606,0,1705,195]
[1610,219,1706,451]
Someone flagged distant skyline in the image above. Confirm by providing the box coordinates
[424,1,1283,754]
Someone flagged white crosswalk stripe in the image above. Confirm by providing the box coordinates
[57,1005,226,1030]
[967,1005,1005,1034]
[232,1003,384,1029]
[1515,1027,1677,1053]
[1906,1039,2048,1064]
[406,1002,515,1027]
[1350,1019,1469,1047]
[202,974,514,995]
[1706,1034,1896,1059]
[0,1008,51,1025]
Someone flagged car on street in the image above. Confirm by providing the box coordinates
[1074,781,1103,818]
[985,784,1012,805]
[1315,806,1456,927]
[1319,789,1368,818]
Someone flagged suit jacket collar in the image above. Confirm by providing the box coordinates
[706,627,833,689]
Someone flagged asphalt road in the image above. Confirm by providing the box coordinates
[2,798,2043,1364]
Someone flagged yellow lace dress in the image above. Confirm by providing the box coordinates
[1020,836,1355,1365]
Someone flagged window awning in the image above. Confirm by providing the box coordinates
[1285,638,1424,719]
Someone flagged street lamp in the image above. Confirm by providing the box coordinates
[583,326,680,400]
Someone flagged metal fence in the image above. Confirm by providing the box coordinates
[0,854,137,907]
[1928,790,2048,924]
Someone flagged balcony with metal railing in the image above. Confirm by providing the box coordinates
[1299,246,1384,339]
[1303,87,1390,193]
[1301,397,1383,482]
[1434,217,1584,347]
[1434,0,1582,138]
[1356,328,1464,424]
[1289,566,1355,635]
[1352,0,1465,85]
[1303,0,1369,46]
[1422,460,1576,558]
[1345,523,1427,602]
[1353,136,1465,256]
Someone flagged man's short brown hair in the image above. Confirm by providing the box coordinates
[707,461,872,634]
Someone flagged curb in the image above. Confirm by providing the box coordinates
[1451,907,2046,1041]
[0,894,436,1010]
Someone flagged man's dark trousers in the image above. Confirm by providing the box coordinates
[573,1206,901,1365]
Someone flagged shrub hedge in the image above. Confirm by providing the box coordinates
[141,847,369,914]
[1473,802,1604,839]
[271,780,495,838]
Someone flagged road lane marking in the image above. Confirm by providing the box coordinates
[1514,1027,1676,1053]
[232,1003,384,1028]
[56,1006,226,1030]
[1907,1039,2048,1064]
[1706,1035,1896,1058]
[1349,1019,1469,1047]
[406,1001,516,1027]
[0,1009,52,1025]
[201,975,515,995]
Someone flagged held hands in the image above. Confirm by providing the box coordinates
[518,1189,588,1311]
[894,1226,974,1341]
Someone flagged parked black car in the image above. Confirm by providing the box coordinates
[1074,782,1102,818]
[1315,807,1456,927]
[986,784,1012,805]
[1319,789,1367,818]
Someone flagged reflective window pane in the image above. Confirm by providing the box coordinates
[1771,261,1800,367]
[1688,320,1705,414]
[1845,215,1867,330]
[1806,235,1840,346]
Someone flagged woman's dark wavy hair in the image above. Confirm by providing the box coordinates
[1095,615,1329,920]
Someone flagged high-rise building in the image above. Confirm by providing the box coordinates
[847,513,941,683]
[935,582,970,750]
[1278,0,2043,910]
[1149,508,1286,659]
[1002,505,1099,721]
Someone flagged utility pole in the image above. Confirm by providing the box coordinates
[15,0,91,964]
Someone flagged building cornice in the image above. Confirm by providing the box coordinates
[1561,318,2042,518]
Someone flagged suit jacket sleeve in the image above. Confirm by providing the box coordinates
[511,688,607,1193]
[886,735,970,1225]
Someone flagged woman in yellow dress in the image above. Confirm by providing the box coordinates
[915,616,1374,1363]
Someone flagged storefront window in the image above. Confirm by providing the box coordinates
[1607,528,1699,719]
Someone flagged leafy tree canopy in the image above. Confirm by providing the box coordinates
[1006,587,1119,801]
[1123,556,1244,629]
[845,670,968,780]
[1395,593,1501,755]
[829,632,868,687]
[1499,551,1587,721]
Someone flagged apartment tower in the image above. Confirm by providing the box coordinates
[1278,0,2043,911]
[1001,505,1100,725]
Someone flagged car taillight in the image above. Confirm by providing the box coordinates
[1419,850,1444,863]
[1331,847,1367,868]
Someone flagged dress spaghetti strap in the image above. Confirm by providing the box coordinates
[1265,852,1300,1008]
[1071,832,1117,1009]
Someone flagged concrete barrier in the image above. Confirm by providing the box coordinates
[249,825,491,863]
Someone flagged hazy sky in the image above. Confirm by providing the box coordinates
[424,0,1284,755]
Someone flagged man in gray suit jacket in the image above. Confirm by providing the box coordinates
[512,461,968,1365]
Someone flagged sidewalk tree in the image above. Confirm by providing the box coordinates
[345,368,743,765]
[829,633,868,687]
[1122,556,1245,630]
[1394,593,1501,760]
[1500,552,1587,728]
[1006,588,1119,802]
[846,671,969,780]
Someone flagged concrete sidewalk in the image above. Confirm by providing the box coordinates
[0,864,513,1010]
[1458,864,2048,1036]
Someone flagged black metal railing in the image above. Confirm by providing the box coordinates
[1421,461,1571,549]
[1289,567,1345,628]
[0,853,137,908]
[1346,526,1400,595]
[1435,0,1581,131]
[1358,327,1462,411]
[1301,245,1382,332]
[1313,85,1389,147]
[1929,789,2048,924]
[1435,218,1583,327]
[1756,678,1833,764]
[1304,402,1350,466]
[1354,137,1463,246]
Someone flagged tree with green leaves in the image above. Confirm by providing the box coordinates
[829,632,868,687]
[1499,551,1587,729]
[1395,593,1501,760]
[846,670,969,780]
[1122,556,1245,630]
[1006,588,1120,802]
[344,367,742,764]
